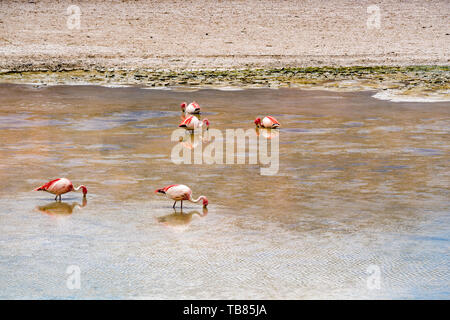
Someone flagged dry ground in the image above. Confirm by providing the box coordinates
[0,0,449,71]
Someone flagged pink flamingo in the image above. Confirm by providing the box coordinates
[254,116,280,128]
[155,184,208,209]
[181,101,201,114]
[34,178,87,201]
[179,115,209,130]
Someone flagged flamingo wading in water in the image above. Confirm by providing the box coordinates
[179,115,210,131]
[155,184,208,209]
[34,178,88,201]
[254,116,281,129]
[181,101,201,114]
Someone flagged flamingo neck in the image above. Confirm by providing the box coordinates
[191,195,206,203]
[198,121,208,130]
[74,185,87,197]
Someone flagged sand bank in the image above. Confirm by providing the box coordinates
[0,1,448,101]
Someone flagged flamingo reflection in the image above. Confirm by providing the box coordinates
[37,197,87,216]
[255,127,279,140]
[157,208,208,231]
[178,130,211,150]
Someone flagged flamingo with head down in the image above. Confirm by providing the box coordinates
[181,101,201,114]
[254,116,280,129]
[155,184,208,209]
[179,115,209,131]
[34,178,87,201]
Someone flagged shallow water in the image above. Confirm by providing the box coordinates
[0,84,449,299]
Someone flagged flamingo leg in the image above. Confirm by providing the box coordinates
[181,200,183,210]
[173,201,176,209]
[54,195,58,201]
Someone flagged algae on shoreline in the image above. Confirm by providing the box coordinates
[0,66,449,101]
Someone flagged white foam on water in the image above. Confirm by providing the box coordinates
[100,84,132,88]
[372,90,450,103]
[140,86,172,90]
[215,86,244,91]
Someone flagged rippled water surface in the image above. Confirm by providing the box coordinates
[0,84,449,299]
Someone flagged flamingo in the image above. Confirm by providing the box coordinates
[181,101,201,114]
[254,116,280,128]
[155,184,208,209]
[34,178,87,201]
[179,115,209,131]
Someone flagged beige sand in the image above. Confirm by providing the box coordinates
[0,0,449,71]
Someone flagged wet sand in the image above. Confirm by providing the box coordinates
[0,84,448,299]
[0,0,449,71]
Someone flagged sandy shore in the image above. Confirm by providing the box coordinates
[0,0,448,101]
[0,0,449,71]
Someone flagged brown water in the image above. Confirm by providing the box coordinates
[0,83,449,299]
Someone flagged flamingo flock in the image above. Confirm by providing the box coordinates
[34,101,280,211]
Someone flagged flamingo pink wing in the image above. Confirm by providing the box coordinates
[36,178,61,191]
[163,184,179,192]
[179,116,193,126]
[267,116,280,125]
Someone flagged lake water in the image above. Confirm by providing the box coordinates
[0,83,448,299]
